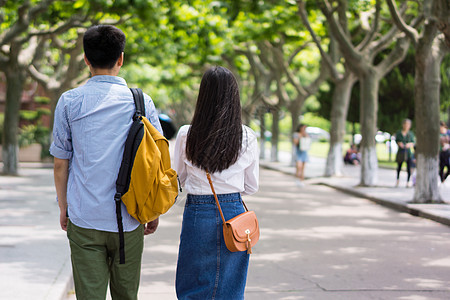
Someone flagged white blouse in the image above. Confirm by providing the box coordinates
[174,125,259,196]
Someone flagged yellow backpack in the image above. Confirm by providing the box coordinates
[114,88,178,263]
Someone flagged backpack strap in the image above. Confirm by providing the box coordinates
[114,88,146,264]
[130,88,146,119]
[114,193,126,264]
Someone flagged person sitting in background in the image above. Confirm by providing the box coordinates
[344,144,360,165]
[439,121,450,182]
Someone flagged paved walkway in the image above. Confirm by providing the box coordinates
[260,150,450,226]
[1,150,450,299]
[0,163,71,300]
[244,169,450,299]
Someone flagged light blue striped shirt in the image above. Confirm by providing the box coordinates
[50,75,162,232]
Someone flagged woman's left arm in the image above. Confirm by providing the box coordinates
[407,132,415,148]
[174,126,188,187]
[242,129,259,195]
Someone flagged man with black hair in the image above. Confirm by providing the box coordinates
[50,25,162,299]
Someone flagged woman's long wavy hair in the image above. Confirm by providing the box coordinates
[186,66,243,173]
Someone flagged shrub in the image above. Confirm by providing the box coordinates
[18,124,51,158]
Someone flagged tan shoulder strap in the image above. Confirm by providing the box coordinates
[206,171,226,224]
[206,171,248,224]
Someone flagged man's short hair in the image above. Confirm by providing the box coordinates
[83,25,126,69]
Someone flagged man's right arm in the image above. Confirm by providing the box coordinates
[54,158,69,231]
[50,93,73,231]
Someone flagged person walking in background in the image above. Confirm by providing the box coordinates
[395,118,415,187]
[293,124,311,187]
[51,25,162,300]
[174,66,259,299]
[439,121,450,182]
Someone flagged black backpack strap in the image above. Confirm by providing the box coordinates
[114,192,126,264]
[114,88,146,265]
[116,121,144,195]
[130,88,146,119]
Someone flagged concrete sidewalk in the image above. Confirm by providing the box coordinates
[1,149,450,300]
[0,163,72,300]
[260,150,450,227]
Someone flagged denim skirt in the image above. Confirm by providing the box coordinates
[296,149,309,162]
[176,193,250,300]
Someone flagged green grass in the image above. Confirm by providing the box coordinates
[309,142,330,158]
[277,140,329,158]
[276,140,398,168]
[375,143,397,169]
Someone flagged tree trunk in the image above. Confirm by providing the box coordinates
[271,108,280,162]
[412,37,446,203]
[359,70,379,186]
[352,122,356,144]
[241,107,252,126]
[47,90,59,134]
[447,106,450,128]
[289,101,301,166]
[259,107,266,160]
[325,73,356,176]
[2,69,25,175]
[47,95,58,152]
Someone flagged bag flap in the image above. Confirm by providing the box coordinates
[226,211,259,242]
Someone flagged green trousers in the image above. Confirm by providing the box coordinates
[67,221,144,300]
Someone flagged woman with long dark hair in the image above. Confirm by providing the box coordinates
[174,66,259,299]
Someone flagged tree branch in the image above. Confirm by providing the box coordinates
[304,61,329,96]
[0,2,30,47]
[0,0,53,47]
[297,0,341,81]
[28,0,53,20]
[31,36,48,66]
[387,0,420,46]
[18,35,39,65]
[356,0,381,51]
[28,15,84,38]
[287,43,310,66]
[234,44,269,79]
[271,43,308,98]
[436,0,450,49]
[274,78,289,107]
[375,37,410,77]
[62,32,87,89]
[28,64,52,88]
[369,24,400,55]
[0,55,7,71]
[318,0,362,65]
[233,44,274,109]
[258,41,277,71]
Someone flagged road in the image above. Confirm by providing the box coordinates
[135,168,450,300]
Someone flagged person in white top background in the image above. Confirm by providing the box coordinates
[293,124,311,187]
[174,66,259,299]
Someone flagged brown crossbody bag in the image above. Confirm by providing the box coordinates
[206,172,260,254]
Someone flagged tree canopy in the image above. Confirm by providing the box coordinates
[1,0,449,181]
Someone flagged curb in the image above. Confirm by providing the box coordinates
[319,182,450,227]
[44,256,73,300]
[317,182,411,214]
[258,162,296,177]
